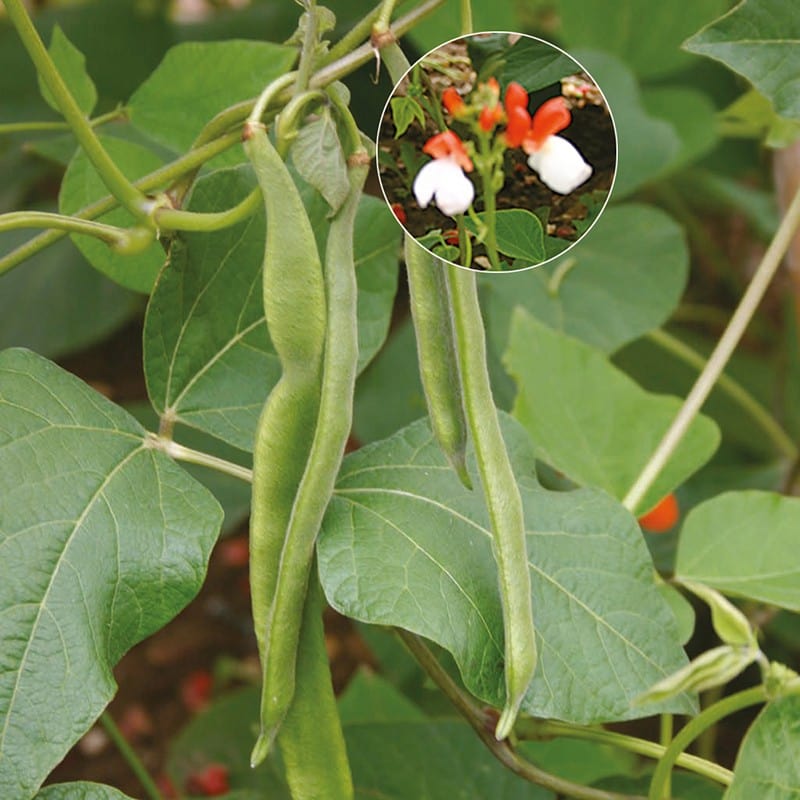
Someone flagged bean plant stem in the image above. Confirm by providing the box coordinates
[145,434,253,483]
[324,4,382,63]
[459,0,473,35]
[100,712,163,800]
[156,186,262,233]
[0,106,127,134]
[648,686,766,800]
[646,328,797,459]
[476,134,501,270]
[396,630,646,800]
[623,184,800,513]
[0,211,130,245]
[659,714,673,800]
[373,0,400,33]
[3,0,150,221]
[294,0,319,95]
[517,719,733,786]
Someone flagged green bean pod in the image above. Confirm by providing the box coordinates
[405,237,471,489]
[251,144,368,764]
[278,566,354,800]
[447,264,537,740]
[243,122,327,764]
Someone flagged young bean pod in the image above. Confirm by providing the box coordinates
[243,121,327,765]
[447,264,537,740]
[404,238,472,489]
[278,567,354,800]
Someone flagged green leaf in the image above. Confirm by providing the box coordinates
[59,136,166,293]
[38,25,97,117]
[338,670,429,725]
[684,0,800,121]
[0,348,222,799]
[318,415,695,723]
[718,89,800,148]
[561,0,728,79]
[290,107,350,214]
[676,491,800,611]
[575,52,680,198]
[128,40,296,154]
[482,204,689,355]
[0,230,138,359]
[504,310,720,514]
[35,784,135,800]
[390,96,426,138]
[521,738,637,786]
[144,167,399,451]
[725,695,800,799]
[466,209,545,265]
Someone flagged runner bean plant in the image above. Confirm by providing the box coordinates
[1,0,800,799]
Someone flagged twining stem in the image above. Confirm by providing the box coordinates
[517,719,733,787]
[648,686,766,800]
[646,328,798,459]
[476,134,501,270]
[448,265,536,739]
[144,434,253,483]
[459,0,473,35]
[396,630,646,800]
[324,4,382,63]
[0,211,132,246]
[659,714,673,800]
[155,187,262,233]
[373,0,400,34]
[100,712,163,800]
[0,106,127,135]
[547,256,578,296]
[623,184,800,512]
[3,0,150,221]
[294,0,320,95]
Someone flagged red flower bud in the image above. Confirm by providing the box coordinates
[504,81,529,113]
[524,96,571,152]
[479,103,503,132]
[504,105,532,147]
[442,87,466,116]
[638,493,680,533]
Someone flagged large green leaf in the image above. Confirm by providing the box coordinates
[676,491,800,611]
[59,136,166,293]
[0,349,222,799]
[0,230,138,359]
[684,0,800,121]
[318,415,695,723]
[144,166,399,451]
[35,785,135,800]
[561,0,727,79]
[38,26,97,116]
[482,204,689,356]
[725,695,800,799]
[575,52,680,198]
[128,40,296,154]
[504,310,720,515]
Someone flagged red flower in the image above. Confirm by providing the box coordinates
[390,202,407,225]
[638,493,680,533]
[442,87,466,116]
[504,105,532,147]
[181,669,214,713]
[523,96,572,152]
[478,103,503,132]
[504,81,529,113]
[422,130,474,172]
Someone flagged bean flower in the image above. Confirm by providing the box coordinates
[504,84,592,195]
[413,130,475,217]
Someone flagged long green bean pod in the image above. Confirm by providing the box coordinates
[405,238,472,489]
[243,121,327,764]
[447,264,537,740]
[250,140,368,764]
[278,567,354,800]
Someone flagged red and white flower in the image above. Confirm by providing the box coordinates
[413,130,475,217]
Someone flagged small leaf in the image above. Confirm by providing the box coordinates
[676,491,800,611]
[0,349,222,799]
[684,0,800,121]
[290,107,350,214]
[318,415,695,724]
[390,96,426,138]
[725,695,800,799]
[38,26,97,116]
[59,136,166,293]
[504,309,720,514]
[482,204,689,355]
[466,209,545,265]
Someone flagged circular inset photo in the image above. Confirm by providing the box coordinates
[376,32,617,272]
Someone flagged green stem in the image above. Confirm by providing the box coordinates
[477,135,501,270]
[4,0,149,221]
[326,88,364,155]
[646,328,797,459]
[144,434,253,483]
[659,714,673,800]
[0,129,241,278]
[100,712,163,800]
[547,256,578,297]
[294,0,319,95]
[0,210,131,245]
[457,213,472,267]
[459,0,473,35]
[324,4,382,63]
[373,0,400,34]
[648,686,767,800]
[623,184,800,513]
[696,684,725,762]
[276,89,328,156]
[0,107,126,135]
[517,719,733,787]
[396,630,646,800]
[155,186,262,233]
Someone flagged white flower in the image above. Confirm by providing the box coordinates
[413,158,475,217]
[527,135,592,195]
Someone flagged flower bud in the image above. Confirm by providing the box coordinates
[504,81,529,113]
[679,580,755,648]
[442,87,466,116]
